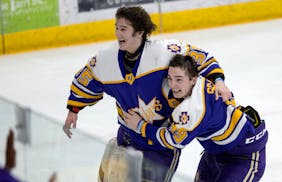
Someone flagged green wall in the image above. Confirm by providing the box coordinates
[0,0,59,34]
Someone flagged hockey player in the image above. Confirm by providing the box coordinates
[63,6,232,182]
[125,54,268,182]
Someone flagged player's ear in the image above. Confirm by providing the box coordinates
[137,31,144,37]
[192,77,197,85]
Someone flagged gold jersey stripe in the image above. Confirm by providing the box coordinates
[67,100,98,107]
[212,109,243,141]
[71,84,102,99]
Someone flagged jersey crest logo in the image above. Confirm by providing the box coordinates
[89,57,97,67]
[168,98,180,108]
[179,112,189,125]
[132,96,164,124]
[168,44,181,53]
[125,73,135,85]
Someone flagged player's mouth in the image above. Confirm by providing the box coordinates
[172,90,182,97]
[118,40,126,45]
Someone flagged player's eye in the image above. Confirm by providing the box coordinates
[176,79,182,83]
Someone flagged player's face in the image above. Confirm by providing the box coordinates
[168,67,196,98]
[115,18,143,54]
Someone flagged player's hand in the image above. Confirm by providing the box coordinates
[63,111,78,139]
[5,129,16,171]
[49,172,57,182]
[215,80,232,102]
[124,109,142,131]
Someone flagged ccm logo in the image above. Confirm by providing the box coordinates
[245,129,267,144]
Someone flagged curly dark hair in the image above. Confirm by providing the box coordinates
[116,6,157,41]
[169,54,199,79]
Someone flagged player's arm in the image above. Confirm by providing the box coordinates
[5,129,16,171]
[124,109,198,150]
[67,61,104,112]
[63,111,78,139]
[63,57,104,137]
[183,44,231,101]
[137,120,199,150]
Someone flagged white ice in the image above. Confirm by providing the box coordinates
[0,18,281,181]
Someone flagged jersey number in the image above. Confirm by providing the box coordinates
[173,128,187,143]
[77,68,92,86]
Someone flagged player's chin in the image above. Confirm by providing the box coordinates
[119,47,127,52]
[173,92,183,99]
[118,43,127,50]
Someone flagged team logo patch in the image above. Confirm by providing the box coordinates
[179,112,189,125]
[168,44,181,53]
[125,73,135,85]
[168,98,180,108]
[132,96,164,123]
[89,57,97,67]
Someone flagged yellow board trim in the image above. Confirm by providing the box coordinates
[1,0,281,54]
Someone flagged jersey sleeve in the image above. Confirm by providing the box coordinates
[139,77,207,150]
[183,43,224,81]
[67,56,104,111]
[139,117,204,150]
[165,40,225,81]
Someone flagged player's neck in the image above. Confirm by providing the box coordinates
[125,40,145,62]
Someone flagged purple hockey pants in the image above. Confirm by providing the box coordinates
[195,121,267,182]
